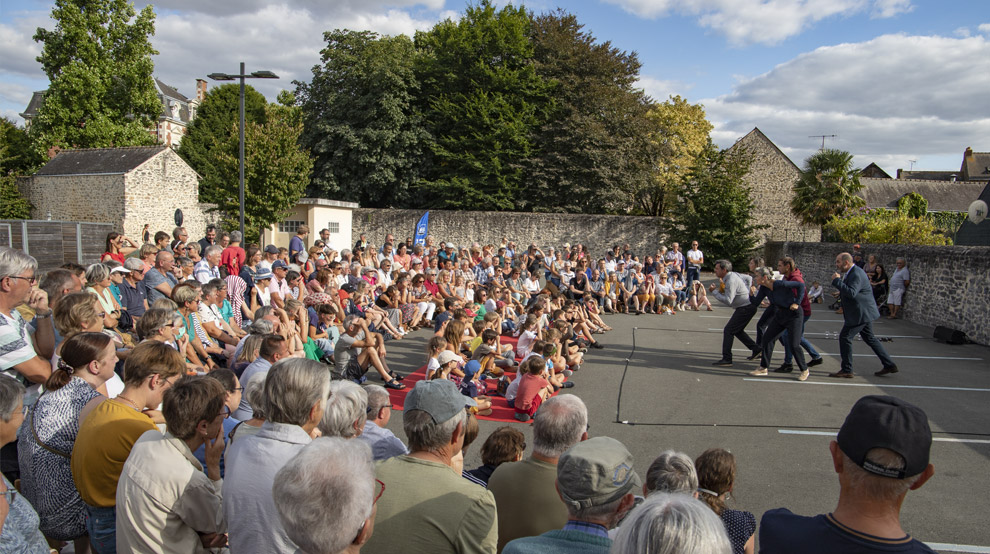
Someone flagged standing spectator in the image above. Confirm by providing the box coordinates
[197,224,217,254]
[143,251,179,305]
[221,230,246,277]
[0,247,55,386]
[488,394,589,551]
[115,376,228,553]
[273,438,379,554]
[760,395,936,553]
[695,448,756,554]
[887,257,910,319]
[502,437,640,554]
[71,341,184,553]
[289,225,309,264]
[0,377,51,553]
[364,379,497,554]
[17,332,116,553]
[224,358,330,554]
[830,253,898,378]
[611,493,731,554]
[101,232,139,264]
[686,240,704,289]
[357,384,409,461]
[709,260,760,367]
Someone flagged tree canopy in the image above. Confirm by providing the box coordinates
[791,148,865,226]
[31,0,160,154]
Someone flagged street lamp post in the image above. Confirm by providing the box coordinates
[207,62,279,238]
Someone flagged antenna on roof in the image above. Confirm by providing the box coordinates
[809,135,837,150]
[908,159,917,170]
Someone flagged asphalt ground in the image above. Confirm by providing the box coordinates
[377,276,990,552]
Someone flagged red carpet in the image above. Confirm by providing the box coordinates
[387,334,563,424]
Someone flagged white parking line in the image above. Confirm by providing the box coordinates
[777,429,990,444]
[732,349,983,361]
[743,378,990,392]
[925,543,990,553]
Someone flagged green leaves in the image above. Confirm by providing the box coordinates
[31,0,160,154]
[791,148,865,226]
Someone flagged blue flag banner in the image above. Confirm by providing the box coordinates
[414,211,429,247]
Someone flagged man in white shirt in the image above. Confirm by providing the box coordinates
[194,246,222,284]
[257,245,279,272]
[887,258,911,319]
[685,241,704,288]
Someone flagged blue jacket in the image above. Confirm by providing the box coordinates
[832,264,880,326]
[751,279,805,321]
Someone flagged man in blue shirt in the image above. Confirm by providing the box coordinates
[289,224,309,264]
[356,385,408,461]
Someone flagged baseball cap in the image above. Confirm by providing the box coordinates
[411,257,423,266]
[437,350,460,366]
[271,260,288,271]
[110,266,130,274]
[837,395,932,479]
[264,245,279,254]
[557,437,640,510]
[404,379,475,424]
[462,359,481,380]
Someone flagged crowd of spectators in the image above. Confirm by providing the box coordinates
[0,224,935,553]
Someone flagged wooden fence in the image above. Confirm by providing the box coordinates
[0,220,114,273]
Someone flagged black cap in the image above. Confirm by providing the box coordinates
[837,395,931,479]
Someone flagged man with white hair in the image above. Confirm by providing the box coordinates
[195,245,223,284]
[319,380,368,438]
[357,385,408,461]
[0,247,54,387]
[223,358,330,554]
[273,438,379,554]
[363,380,496,553]
[488,394,589,551]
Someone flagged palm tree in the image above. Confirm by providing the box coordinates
[790,148,865,226]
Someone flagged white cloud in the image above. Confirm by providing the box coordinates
[704,34,990,170]
[954,27,971,38]
[636,76,691,102]
[602,0,916,45]
[135,0,445,17]
[978,23,990,34]
[0,15,50,78]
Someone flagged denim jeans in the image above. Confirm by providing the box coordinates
[782,313,820,363]
[86,504,116,554]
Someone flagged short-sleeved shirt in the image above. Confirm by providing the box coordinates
[143,268,178,304]
[118,279,147,318]
[0,310,38,376]
[71,398,158,507]
[759,509,935,554]
[289,235,305,262]
[334,331,364,369]
[890,267,911,289]
[515,373,549,411]
[721,508,756,554]
[687,249,704,269]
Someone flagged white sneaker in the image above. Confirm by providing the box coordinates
[748,367,768,376]
[798,369,810,381]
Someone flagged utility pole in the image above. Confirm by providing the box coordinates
[809,134,837,150]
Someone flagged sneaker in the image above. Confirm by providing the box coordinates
[798,369,810,381]
[712,359,733,367]
[560,381,575,389]
[748,367,768,376]
[774,363,794,373]
[746,350,762,361]
[808,357,824,367]
[563,369,574,377]
[514,412,531,422]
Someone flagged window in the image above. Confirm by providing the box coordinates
[278,220,305,233]
[327,222,340,234]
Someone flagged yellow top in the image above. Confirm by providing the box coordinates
[71,398,157,507]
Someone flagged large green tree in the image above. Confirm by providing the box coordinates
[177,83,268,198]
[672,142,762,267]
[196,97,312,243]
[522,10,652,214]
[414,0,553,210]
[296,30,426,207]
[31,0,161,154]
[791,148,865,226]
[0,118,35,219]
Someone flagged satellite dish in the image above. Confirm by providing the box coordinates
[174,209,184,227]
[968,200,987,224]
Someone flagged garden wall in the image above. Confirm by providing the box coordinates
[764,241,990,345]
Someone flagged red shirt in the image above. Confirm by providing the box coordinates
[221,246,246,277]
[516,373,549,411]
[785,268,812,316]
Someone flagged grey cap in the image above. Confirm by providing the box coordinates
[404,379,475,423]
[264,245,279,254]
[557,436,640,510]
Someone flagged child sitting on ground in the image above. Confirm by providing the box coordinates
[808,281,824,303]
[472,329,513,377]
[513,357,554,422]
[458,359,493,416]
[426,336,449,380]
[516,314,541,359]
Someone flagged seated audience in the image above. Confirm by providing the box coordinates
[611,493,732,554]
[319,380,368,438]
[464,425,526,487]
[356,385,409,461]
[695,448,755,554]
[644,450,698,496]
[0,377,50,553]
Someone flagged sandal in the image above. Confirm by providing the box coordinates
[384,380,406,390]
[390,372,405,381]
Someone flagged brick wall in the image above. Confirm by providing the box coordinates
[764,241,990,345]
[352,209,665,258]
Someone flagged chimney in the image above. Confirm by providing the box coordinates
[196,79,207,102]
[896,168,903,179]
[964,147,973,159]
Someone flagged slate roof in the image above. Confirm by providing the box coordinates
[34,146,167,176]
[896,170,959,181]
[860,162,891,179]
[859,178,986,212]
[961,151,990,181]
[155,79,192,123]
[18,91,46,120]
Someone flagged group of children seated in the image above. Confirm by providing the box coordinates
[422,291,609,421]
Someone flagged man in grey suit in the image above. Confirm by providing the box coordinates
[831,252,897,378]
[709,260,760,366]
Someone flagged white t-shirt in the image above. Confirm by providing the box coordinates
[426,357,440,379]
[524,277,541,293]
[890,267,911,289]
[517,330,538,359]
[687,249,703,269]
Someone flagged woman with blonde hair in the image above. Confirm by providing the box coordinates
[85,263,122,329]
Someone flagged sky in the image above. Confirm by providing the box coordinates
[1,0,987,175]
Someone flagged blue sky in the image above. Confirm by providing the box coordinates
[2,0,987,175]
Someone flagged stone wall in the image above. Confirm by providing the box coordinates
[729,128,820,243]
[22,174,127,230]
[352,209,665,257]
[764,241,990,345]
[123,148,218,240]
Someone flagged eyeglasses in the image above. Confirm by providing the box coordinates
[96,312,107,319]
[0,489,17,505]
[232,386,244,392]
[373,478,385,504]
[7,275,37,284]
[218,406,231,419]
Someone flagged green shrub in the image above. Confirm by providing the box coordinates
[825,207,951,245]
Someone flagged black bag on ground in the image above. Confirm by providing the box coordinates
[933,326,968,345]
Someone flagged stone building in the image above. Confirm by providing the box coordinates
[261,198,360,254]
[19,146,218,240]
[728,127,818,242]
[895,147,990,182]
[19,78,206,148]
